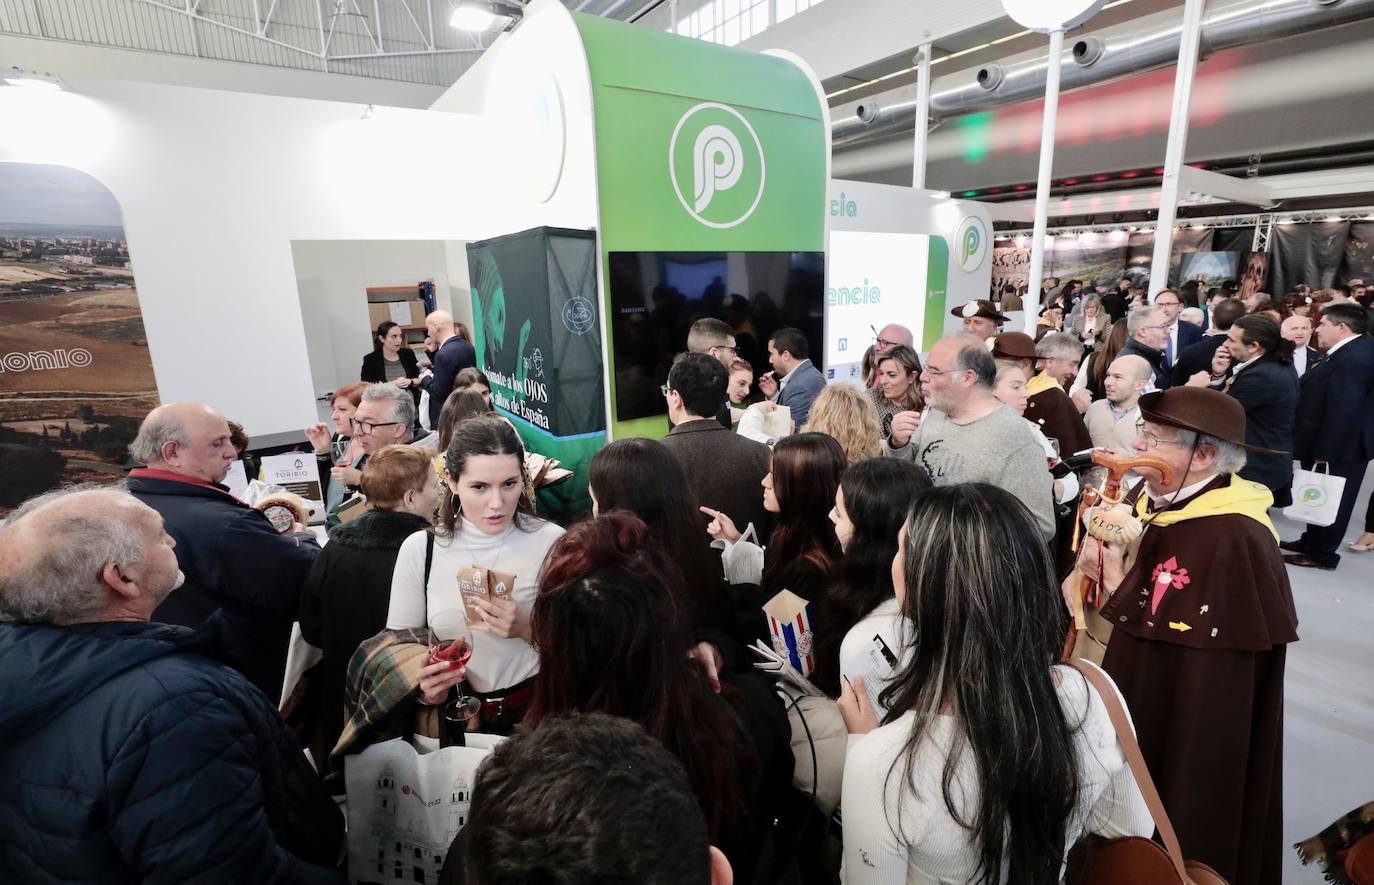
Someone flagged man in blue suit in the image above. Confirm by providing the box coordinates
[1284,303,1374,570]
[758,326,825,430]
[1155,288,1203,372]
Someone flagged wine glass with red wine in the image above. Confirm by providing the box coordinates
[428,610,481,725]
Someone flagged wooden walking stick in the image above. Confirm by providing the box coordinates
[1062,449,1176,660]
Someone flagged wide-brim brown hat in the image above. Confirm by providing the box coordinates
[1137,387,1283,453]
[991,331,1038,361]
[951,300,1010,323]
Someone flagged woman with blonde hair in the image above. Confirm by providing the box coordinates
[801,383,883,464]
[868,344,924,439]
[1070,295,1109,349]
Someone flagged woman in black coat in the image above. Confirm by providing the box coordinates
[360,321,421,408]
[298,445,439,769]
[1226,314,1301,507]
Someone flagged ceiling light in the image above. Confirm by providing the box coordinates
[931,190,951,199]
[449,0,523,32]
[3,66,64,91]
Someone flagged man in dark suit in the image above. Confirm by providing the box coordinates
[757,327,825,428]
[1171,298,1246,387]
[661,353,772,544]
[417,309,476,428]
[1154,288,1203,372]
[1281,315,1324,378]
[1285,303,1374,570]
[1224,315,1301,507]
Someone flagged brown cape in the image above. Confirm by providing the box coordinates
[1101,475,1299,884]
[1027,386,1093,455]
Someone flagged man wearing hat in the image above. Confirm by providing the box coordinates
[992,331,1092,457]
[951,300,1008,341]
[1073,387,1298,885]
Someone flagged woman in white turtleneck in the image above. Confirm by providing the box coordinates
[386,415,563,731]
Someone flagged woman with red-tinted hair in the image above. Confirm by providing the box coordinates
[702,432,846,641]
[526,512,794,884]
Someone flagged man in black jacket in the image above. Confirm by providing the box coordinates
[1118,306,1173,390]
[418,309,477,428]
[1171,297,1245,387]
[661,352,772,544]
[1285,303,1374,570]
[1224,315,1300,507]
[126,402,320,698]
[0,487,343,883]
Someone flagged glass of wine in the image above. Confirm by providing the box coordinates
[428,609,481,725]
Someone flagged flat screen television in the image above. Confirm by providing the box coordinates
[607,251,825,422]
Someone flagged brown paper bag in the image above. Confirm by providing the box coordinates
[457,566,488,630]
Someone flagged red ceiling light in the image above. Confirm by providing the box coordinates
[1091,174,1110,182]
[1121,170,1140,179]
[1151,167,1165,175]
[1014,184,1029,191]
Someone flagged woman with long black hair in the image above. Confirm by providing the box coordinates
[703,432,846,642]
[526,512,793,884]
[588,438,729,632]
[810,457,931,699]
[838,483,1151,884]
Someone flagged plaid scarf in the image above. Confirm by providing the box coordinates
[326,627,437,781]
[1295,802,1374,884]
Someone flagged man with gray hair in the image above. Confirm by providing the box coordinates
[1071,386,1297,883]
[1027,332,1093,454]
[324,383,437,531]
[1117,305,1172,390]
[126,402,319,698]
[0,487,344,882]
[884,333,1055,539]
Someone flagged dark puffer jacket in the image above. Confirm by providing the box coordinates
[0,618,345,884]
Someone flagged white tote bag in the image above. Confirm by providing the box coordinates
[344,736,501,885]
[1283,463,1346,527]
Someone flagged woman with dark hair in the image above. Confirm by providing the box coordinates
[526,511,793,883]
[452,367,494,409]
[435,389,493,454]
[703,432,846,640]
[1226,313,1300,507]
[360,320,421,408]
[589,438,728,631]
[386,415,563,733]
[811,458,931,699]
[1071,317,1129,402]
[838,484,1151,884]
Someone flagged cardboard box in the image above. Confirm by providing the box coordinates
[367,299,426,329]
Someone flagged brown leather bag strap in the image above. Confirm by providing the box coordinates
[1066,659,1192,884]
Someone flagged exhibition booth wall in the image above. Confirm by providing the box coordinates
[0,52,592,442]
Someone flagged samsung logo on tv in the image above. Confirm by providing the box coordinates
[827,279,881,307]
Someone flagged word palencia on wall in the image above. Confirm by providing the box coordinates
[0,349,95,373]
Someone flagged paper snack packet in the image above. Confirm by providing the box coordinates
[486,568,517,603]
[457,566,488,630]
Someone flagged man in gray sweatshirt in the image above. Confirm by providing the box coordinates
[884,334,1056,540]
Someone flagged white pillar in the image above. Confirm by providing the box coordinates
[1149,0,1207,298]
[1022,28,1064,334]
[912,42,932,190]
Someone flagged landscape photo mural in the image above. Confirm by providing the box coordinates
[0,163,158,513]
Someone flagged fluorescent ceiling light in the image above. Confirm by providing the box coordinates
[932,190,951,199]
[449,0,522,32]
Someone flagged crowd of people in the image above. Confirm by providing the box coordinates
[0,275,1371,885]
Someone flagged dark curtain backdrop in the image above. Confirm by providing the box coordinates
[1339,221,1374,284]
[1270,219,1350,295]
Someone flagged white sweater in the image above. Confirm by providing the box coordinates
[841,661,1152,884]
[386,517,564,693]
[838,597,907,718]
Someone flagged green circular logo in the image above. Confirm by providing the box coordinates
[669,102,766,229]
[1299,485,1326,505]
[955,215,989,273]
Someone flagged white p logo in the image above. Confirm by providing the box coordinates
[692,125,743,214]
[670,102,766,229]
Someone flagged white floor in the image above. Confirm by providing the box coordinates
[1277,466,1374,882]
